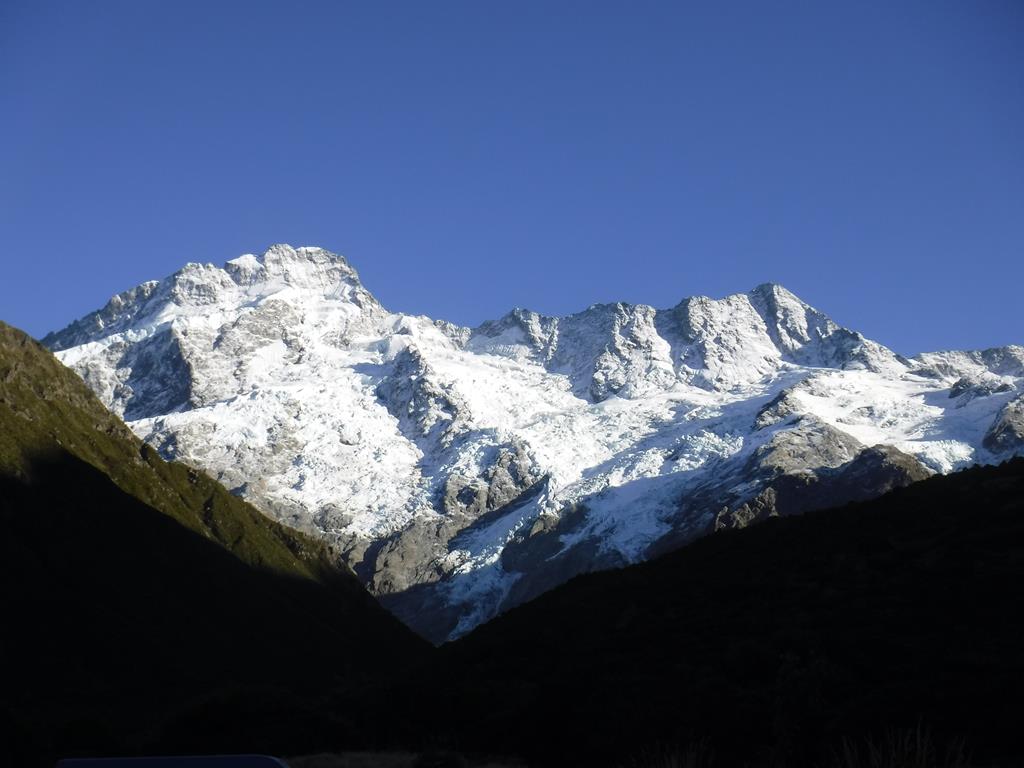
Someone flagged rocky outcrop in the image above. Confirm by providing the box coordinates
[365,440,543,596]
[984,395,1024,454]
[376,346,472,450]
[750,417,865,477]
[913,345,1024,381]
[714,444,932,531]
[754,386,804,429]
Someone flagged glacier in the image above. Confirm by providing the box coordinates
[45,244,1024,641]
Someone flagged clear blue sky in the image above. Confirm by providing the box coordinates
[1,1,1021,354]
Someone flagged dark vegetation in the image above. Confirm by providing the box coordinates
[2,321,1023,766]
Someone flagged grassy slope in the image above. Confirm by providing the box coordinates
[0,320,341,580]
[0,321,426,765]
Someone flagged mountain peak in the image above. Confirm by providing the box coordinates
[749,280,786,294]
[746,281,817,314]
[44,245,381,351]
[224,244,363,290]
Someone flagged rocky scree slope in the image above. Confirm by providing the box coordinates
[44,245,1024,641]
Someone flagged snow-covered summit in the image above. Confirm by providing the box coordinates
[470,281,906,400]
[47,245,381,353]
[45,245,1024,640]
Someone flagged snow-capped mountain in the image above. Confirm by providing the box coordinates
[45,245,1024,640]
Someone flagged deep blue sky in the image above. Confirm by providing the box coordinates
[2,1,1021,354]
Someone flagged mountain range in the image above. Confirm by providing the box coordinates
[3,309,1023,766]
[44,245,1024,640]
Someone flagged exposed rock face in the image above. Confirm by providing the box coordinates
[985,395,1024,453]
[376,346,473,451]
[913,346,1024,380]
[715,443,933,531]
[751,417,865,476]
[366,440,544,595]
[471,302,678,401]
[754,387,804,430]
[44,245,1024,641]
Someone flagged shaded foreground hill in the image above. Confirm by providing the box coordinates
[425,457,1024,766]
[0,322,427,766]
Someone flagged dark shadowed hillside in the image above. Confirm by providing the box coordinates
[423,458,1024,767]
[0,322,427,766]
